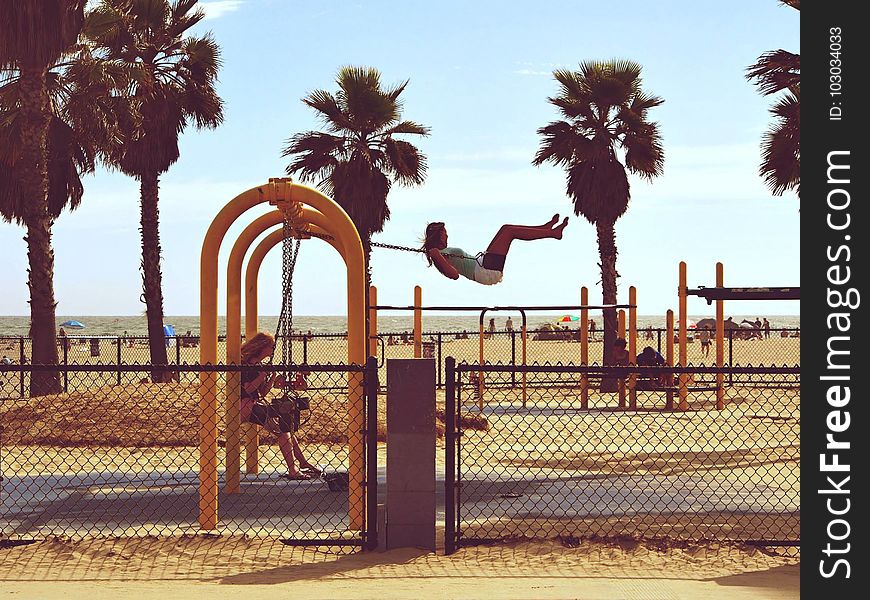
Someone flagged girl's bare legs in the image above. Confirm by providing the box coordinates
[277,432,301,475]
[485,214,569,256]
[291,435,320,473]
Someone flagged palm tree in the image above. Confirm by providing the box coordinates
[533,60,664,365]
[0,1,86,395]
[283,66,429,277]
[84,0,224,379]
[745,0,800,197]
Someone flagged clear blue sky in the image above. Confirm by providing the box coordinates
[0,0,800,318]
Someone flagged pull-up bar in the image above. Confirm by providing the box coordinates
[686,287,800,304]
[371,304,636,312]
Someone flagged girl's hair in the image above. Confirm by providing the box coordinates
[241,332,275,363]
[421,222,446,266]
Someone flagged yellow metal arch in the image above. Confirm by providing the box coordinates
[199,178,365,529]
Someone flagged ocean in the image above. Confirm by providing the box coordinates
[0,314,802,337]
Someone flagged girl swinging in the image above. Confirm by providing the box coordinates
[422,215,568,285]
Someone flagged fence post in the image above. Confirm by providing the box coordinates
[116,337,122,386]
[303,336,308,364]
[617,309,626,409]
[63,338,69,393]
[728,330,734,385]
[510,330,516,389]
[365,356,379,550]
[386,357,435,551]
[437,333,443,388]
[444,356,456,555]
[19,336,25,397]
[715,262,725,410]
[580,287,589,409]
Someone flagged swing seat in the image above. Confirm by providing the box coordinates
[481,252,506,271]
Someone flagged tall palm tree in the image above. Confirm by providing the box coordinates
[0,1,86,395]
[533,60,664,365]
[283,66,429,276]
[84,0,224,378]
[745,0,800,197]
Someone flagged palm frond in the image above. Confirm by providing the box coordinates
[383,138,427,185]
[746,50,800,95]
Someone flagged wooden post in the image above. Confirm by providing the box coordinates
[618,309,626,408]
[716,263,725,410]
[413,285,422,358]
[580,286,589,409]
[678,261,689,411]
[665,309,675,410]
[628,286,637,410]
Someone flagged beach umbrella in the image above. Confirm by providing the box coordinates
[684,318,697,329]
[556,315,580,323]
[60,320,86,329]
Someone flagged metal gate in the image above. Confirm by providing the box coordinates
[444,358,800,553]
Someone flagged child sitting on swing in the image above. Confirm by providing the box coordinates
[422,215,568,285]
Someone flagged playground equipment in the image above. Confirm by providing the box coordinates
[369,287,636,410]
[199,178,366,530]
[676,261,800,411]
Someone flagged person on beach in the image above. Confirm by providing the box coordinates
[763,318,770,338]
[698,325,712,357]
[422,216,568,285]
[240,332,320,480]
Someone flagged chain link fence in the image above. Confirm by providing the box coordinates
[1,327,799,395]
[0,362,378,545]
[445,360,799,552]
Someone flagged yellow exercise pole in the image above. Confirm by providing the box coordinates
[618,309,626,408]
[628,286,637,410]
[665,309,675,410]
[241,222,342,475]
[678,261,689,411]
[413,286,422,358]
[716,262,725,410]
[580,286,589,409]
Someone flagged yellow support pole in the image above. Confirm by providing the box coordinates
[618,309,626,408]
[369,286,378,359]
[678,261,689,411]
[665,309,675,410]
[413,286,422,358]
[580,286,589,409]
[628,286,637,410]
[716,262,726,410]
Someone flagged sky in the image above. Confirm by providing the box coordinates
[0,0,801,318]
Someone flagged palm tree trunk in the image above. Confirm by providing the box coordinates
[138,171,170,381]
[19,66,61,396]
[596,220,619,372]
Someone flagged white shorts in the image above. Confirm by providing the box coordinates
[473,262,504,285]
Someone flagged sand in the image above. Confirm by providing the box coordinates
[0,535,799,599]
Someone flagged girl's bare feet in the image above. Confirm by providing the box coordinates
[552,216,569,239]
[543,214,560,228]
